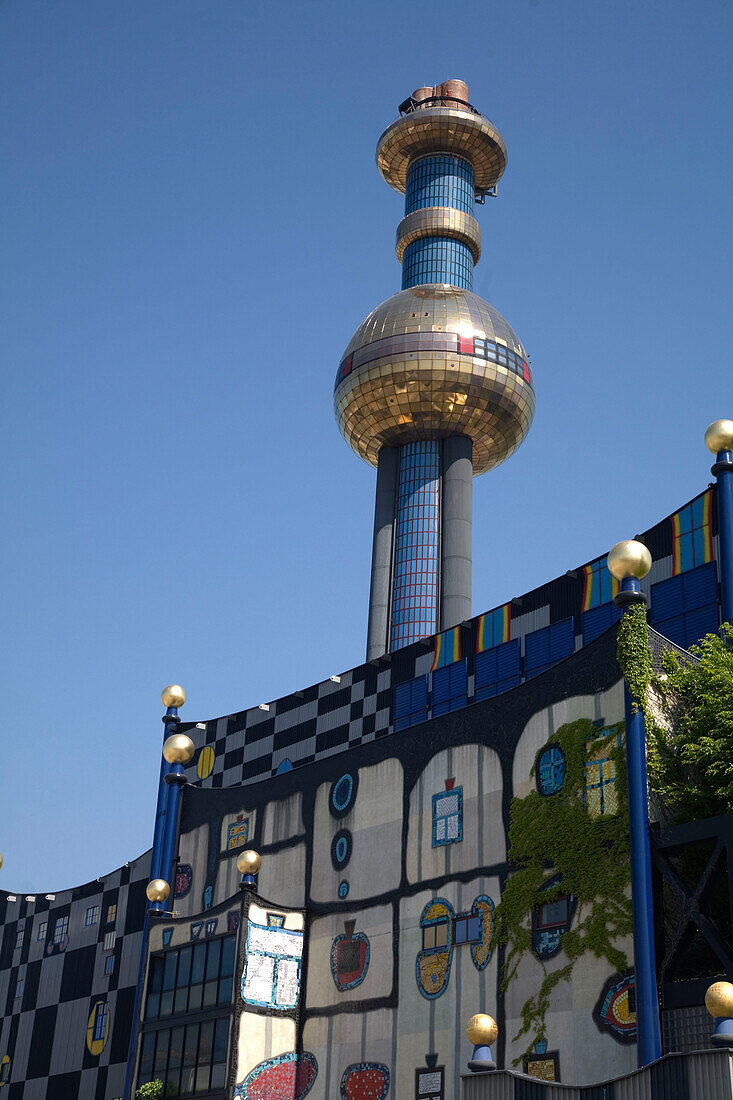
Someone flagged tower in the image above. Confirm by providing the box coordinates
[334,80,535,659]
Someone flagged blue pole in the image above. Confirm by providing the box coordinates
[159,760,185,893]
[122,694,182,1099]
[712,448,733,627]
[616,576,662,1067]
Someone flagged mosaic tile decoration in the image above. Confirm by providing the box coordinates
[241,919,303,1010]
[340,1061,390,1100]
[236,1051,318,1100]
[595,972,637,1042]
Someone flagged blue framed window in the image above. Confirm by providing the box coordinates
[85,906,99,927]
[92,1001,109,1042]
[393,675,429,731]
[536,745,566,796]
[37,921,47,942]
[454,914,482,945]
[402,237,474,290]
[405,154,475,216]
[474,639,521,701]
[525,618,575,678]
[53,916,68,945]
[104,954,115,975]
[585,730,621,818]
[432,787,463,846]
[582,601,622,645]
[432,659,468,716]
[650,561,719,649]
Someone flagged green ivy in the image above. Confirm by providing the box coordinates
[616,603,653,712]
[496,719,631,1065]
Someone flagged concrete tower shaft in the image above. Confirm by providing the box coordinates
[334,82,534,659]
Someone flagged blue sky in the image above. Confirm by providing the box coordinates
[2,0,731,891]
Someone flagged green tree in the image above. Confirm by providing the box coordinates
[648,624,733,823]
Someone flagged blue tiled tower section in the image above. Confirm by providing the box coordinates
[401,154,475,290]
[390,441,441,649]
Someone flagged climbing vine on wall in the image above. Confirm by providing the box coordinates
[496,719,632,1064]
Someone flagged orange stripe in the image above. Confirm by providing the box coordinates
[672,512,681,575]
[431,633,442,672]
[582,564,593,612]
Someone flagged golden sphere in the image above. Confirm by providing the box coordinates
[334,286,534,476]
[0,853,3,871]
[161,684,186,708]
[236,850,262,876]
[705,981,733,1018]
[146,879,170,903]
[607,540,652,581]
[705,420,733,455]
[163,733,196,765]
[466,1013,498,1046]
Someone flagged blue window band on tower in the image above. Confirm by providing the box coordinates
[390,441,440,650]
[401,237,474,290]
[405,155,475,216]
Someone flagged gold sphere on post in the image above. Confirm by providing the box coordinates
[466,1013,498,1046]
[705,981,733,1018]
[161,685,186,708]
[705,420,733,455]
[607,540,652,581]
[236,850,262,876]
[163,733,196,765]
[146,879,170,903]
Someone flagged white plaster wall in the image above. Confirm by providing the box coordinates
[310,758,403,904]
[302,1008,395,1100]
[306,903,393,1008]
[405,744,504,884]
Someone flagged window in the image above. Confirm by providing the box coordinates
[431,659,467,716]
[15,929,24,950]
[432,787,463,846]
[92,1001,109,1043]
[585,730,621,818]
[405,154,475,217]
[393,675,429,732]
[85,906,99,926]
[106,904,117,924]
[582,555,618,611]
[538,897,569,930]
[454,915,482,945]
[650,561,719,650]
[672,492,713,575]
[582,601,622,645]
[53,916,68,945]
[137,1017,229,1098]
[145,936,236,1020]
[422,920,449,950]
[525,618,575,678]
[104,954,115,975]
[37,921,47,942]
[536,745,567,796]
[476,606,510,651]
[416,1065,445,1100]
[104,931,116,952]
[226,817,248,851]
[474,639,521,701]
[532,877,574,960]
[241,921,303,1010]
[15,979,24,998]
[0,1059,9,1083]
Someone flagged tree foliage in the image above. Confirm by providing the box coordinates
[648,624,733,823]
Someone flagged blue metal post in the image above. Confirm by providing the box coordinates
[617,575,662,1066]
[122,697,181,1099]
[712,448,733,626]
[159,758,185,894]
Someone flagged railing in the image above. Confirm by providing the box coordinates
[398,94,481,116]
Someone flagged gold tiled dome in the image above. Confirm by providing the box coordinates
[333,285,535,475]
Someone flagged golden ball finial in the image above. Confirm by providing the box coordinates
[705,981,733,1018]
[607,540,652,581]
[705,420,733,455]
[146,879,170,903]
[236,850,262,876]
[0,853,3,871]
[163,733,196,765]
[466,1013,498,1046]
[161,684,186,708]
